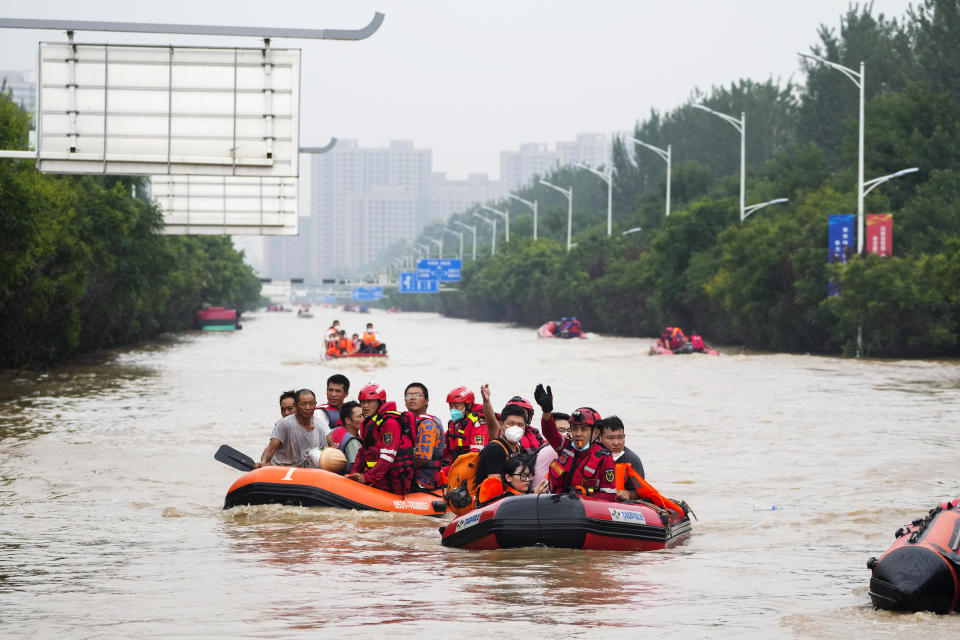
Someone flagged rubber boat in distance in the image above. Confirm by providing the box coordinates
[867,498,960,614]
[440,493,692,551]
[649,343,718,356]
[224,466,445,516]
[537,321,586,339]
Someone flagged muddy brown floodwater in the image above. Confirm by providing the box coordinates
[1,310,959,638]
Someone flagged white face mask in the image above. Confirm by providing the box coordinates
[572,437,591,452]
[504,426,525,444]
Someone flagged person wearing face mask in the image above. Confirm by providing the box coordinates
[475,457,535,507]
[441,386,487,473]
[472,383,527,489]
[533,383,618,502]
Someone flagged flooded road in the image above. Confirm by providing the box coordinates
[1,310,959,638]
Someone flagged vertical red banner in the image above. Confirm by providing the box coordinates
[866,214,893,257]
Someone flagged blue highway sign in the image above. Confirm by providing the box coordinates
[399,272,439,293]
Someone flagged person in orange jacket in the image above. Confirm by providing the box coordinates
[475,457,534,506]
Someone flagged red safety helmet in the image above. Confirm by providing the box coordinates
[506,395,534,420]
[358,383,386,402]
[570,407,602,427]
[446,386,475,405]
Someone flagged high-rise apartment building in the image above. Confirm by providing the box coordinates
[500,133,620,192]
[262,140,433,280]
[0,70,37,116]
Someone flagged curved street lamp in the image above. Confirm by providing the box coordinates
[743,197,789,220]
[631,137,671,217]
[481,205,509,242]
[693,103,745,222]
[453,221,477,261]
[474,212,496,256]
[507,194,538,241]
[539,178,574,251]
[442,227,463,260]
[576,163,613,235]
[799,52,864,252]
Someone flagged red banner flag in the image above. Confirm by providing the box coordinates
[866,214,893,257]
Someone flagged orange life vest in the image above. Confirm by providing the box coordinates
[362,330,380,347]
[475,476,522,506]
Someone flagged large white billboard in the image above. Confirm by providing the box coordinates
[37,42,300,176]
[151,175,298,235]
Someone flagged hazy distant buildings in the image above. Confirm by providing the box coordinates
[500,133,618,191]
[260,132,623,281]
[0,70,37,116]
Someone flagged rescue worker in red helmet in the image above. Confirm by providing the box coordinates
[532,384,617,502]
[441,386,487,472]
[347,383,415,494]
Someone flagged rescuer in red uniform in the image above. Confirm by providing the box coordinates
[533,383,618,502]
[347,383,415,494]
[440,386,487,472]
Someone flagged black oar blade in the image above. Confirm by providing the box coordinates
[214,444,256,472]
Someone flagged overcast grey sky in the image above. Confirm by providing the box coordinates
[2,0,916,180]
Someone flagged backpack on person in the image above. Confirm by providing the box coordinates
[443,440,509,516]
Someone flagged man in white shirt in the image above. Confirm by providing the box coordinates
[255,388,331,467]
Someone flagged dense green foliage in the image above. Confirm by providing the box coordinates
[0,93,261,368]
[393,0,960,356]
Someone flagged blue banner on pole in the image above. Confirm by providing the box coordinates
[398,272,439,293]
[828,214,855,296]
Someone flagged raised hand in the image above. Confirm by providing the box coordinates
[533,383,553,413]
[480,383,491,402]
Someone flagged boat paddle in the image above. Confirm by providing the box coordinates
[214,444,256,472]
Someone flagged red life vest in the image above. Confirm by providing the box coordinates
[329,426,356,451]
[355,403,415,494]
[443,410,484,467]
[519,425,546,454]
[548,439,616,498]
[690,335,705,351]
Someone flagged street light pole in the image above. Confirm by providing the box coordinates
[453,221,477,261]
[474,213,496,256]
[481,205,510,243]
[426,237,443,259]
[417,243,431,259]
[507,194,538,241]
[631,137,671,217]
[693,104,745,221]
[540,179,574,251]
[799,53,865,253]
[576,163,613,235]
[742,198,789,220]
[442,227,463,260]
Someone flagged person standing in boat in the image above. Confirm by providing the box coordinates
[328,400,363,472]
[533,384,618,502]
[347,384,415,494]
[255,388,332,468]
[596,416,646,501]
[319,374,350,428]
[403,382,445,491]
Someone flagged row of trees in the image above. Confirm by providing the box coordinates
[384,1,960,356]
[0,93,262,369]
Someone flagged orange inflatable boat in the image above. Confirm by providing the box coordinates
[223,466,446,516]
[867,498,960,614]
